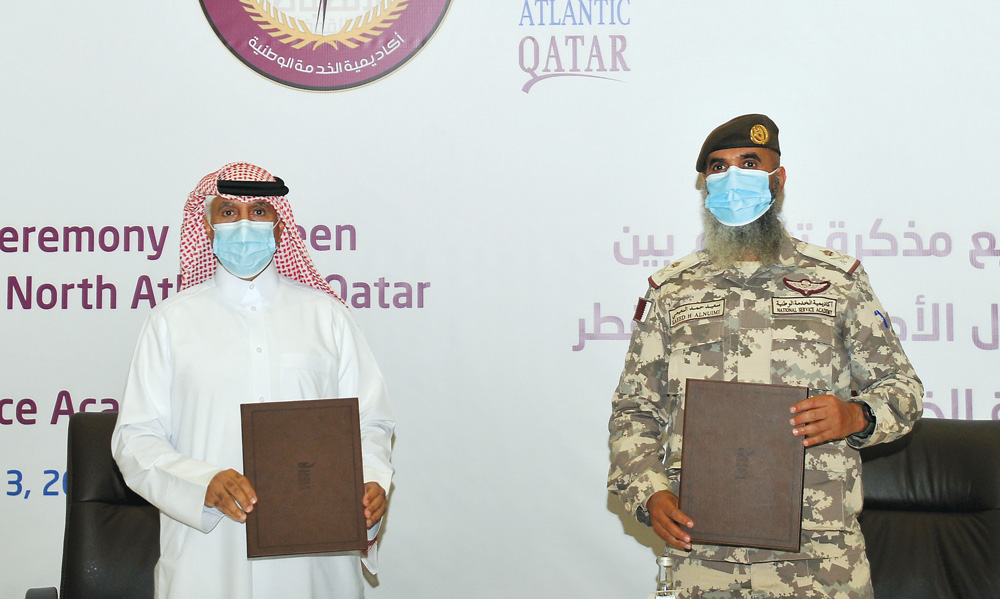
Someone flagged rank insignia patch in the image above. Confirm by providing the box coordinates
[783,277,831,296]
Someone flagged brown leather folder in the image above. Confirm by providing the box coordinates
[679,379,808,552]
[241,398,366,558]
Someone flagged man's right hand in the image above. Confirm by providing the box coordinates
[646,490,695,550]
[205,468,257,522]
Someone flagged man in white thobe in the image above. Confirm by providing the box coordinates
[113,162,394,599]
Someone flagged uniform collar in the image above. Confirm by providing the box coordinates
[774,235,801,269]
[214,260,280,306]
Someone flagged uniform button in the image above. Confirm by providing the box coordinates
[256,347,263,353]
[250,306,257,312]
[249,284,255,289]
[258,396,265,402]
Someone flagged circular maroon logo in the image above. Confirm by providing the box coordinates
[201,0,451,91]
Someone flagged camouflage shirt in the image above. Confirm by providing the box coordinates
[608,237,923,563]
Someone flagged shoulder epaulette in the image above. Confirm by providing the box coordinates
[647,252,704,290]
[796,240,861,275]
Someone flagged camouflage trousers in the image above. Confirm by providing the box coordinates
[671,551,874,599]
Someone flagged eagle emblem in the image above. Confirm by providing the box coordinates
[783,277,831,296]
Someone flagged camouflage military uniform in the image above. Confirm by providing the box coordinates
[608,237,923,597]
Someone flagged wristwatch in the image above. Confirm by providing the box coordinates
[854,401,876,438]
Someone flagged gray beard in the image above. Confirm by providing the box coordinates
[701,197,787,269]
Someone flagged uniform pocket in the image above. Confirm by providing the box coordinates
[668,320,725,395]
[771,319,836,390]
[801,468,847,531]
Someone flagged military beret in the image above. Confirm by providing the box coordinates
[695,114,780,173]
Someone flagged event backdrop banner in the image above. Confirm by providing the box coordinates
[2,2,999,598]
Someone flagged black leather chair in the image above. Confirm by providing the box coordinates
[26,411,159,599]
[859,418,1000,599]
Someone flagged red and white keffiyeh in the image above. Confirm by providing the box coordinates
[180,162,344,304]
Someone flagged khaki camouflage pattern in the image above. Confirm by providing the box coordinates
[671,550,873,598]
[608,237,923,565]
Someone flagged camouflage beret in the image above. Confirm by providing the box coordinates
[695,114,780,172]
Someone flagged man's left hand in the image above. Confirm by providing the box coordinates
[363,482,387,528]
[789,395,866,447]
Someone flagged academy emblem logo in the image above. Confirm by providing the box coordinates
[201,0,451,91]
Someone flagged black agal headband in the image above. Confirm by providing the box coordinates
[216,177,289,197]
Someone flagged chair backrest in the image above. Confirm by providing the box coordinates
[60,411,159,599]
[859,418,1000,599]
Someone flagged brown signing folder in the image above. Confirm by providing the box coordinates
[679,379,808,552]
[240,398,366,558]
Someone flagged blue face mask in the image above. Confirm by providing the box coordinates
[211,219,278,279]
[704,166,778,227]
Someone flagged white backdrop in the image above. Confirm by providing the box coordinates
[3,2,999,598]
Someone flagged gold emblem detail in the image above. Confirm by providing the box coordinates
[749,124,769,145]
[241,0,409,51]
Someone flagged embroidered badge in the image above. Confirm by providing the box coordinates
[772,297,837,317]
[783,277,831,296]
[669,299,725,327]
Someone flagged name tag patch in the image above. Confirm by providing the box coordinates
[772,296,837,317]
[670,299,725,327]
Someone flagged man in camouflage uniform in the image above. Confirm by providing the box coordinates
[608,114,923,598]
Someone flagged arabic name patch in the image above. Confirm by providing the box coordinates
[669,299,725,327]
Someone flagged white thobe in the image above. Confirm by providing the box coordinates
[112,263,394,599]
